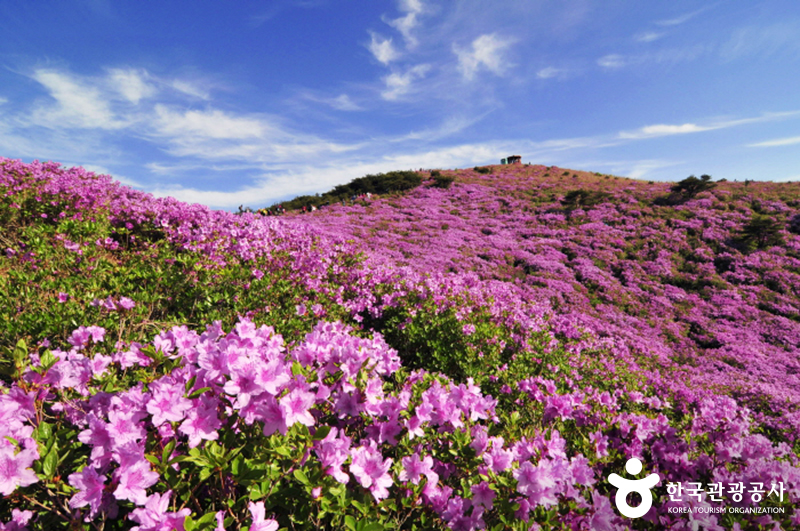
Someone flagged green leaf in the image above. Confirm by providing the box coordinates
[185,375,197,394]
[362,524,384,531]
[293,469,309,485]
[344,516,357,531]
[42,446,58,478]
[39,349,57,371]
[33,421,53,442]
[351,499,367,515]
[162,440,176,465]
[312,425,331,441]
[145,454,161,467]
[188,387,212,399]
[13,339,28,368]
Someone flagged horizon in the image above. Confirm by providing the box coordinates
[1,1,799,209]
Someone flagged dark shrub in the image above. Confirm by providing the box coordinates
[561,190,612,210]
[736,214,785,253]
[429,174,455,189]
[275,171,422,211]
[474,166,492,174]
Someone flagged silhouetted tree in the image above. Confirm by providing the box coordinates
[736,214,785,253]
[656,174,716,205]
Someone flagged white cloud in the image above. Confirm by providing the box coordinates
[153,105,266,140]
[748,135,800,148]
[454,34,514,80]
[597,54,625,69]
[381,64,431,100]
[169,80,211,100]
[387,0,425,48]
[368,32,400,64]
[536,67,564,79]
[619,112,800,140]
[720,23,800,62]
[0,96,8,105]
[328,94,363,111]
[620,123,709,139]
[30,69,125,129]
[108,68,156,104]
[635,32,665,43]
[656,6,712,27]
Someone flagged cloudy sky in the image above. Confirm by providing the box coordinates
[1,0,798,208]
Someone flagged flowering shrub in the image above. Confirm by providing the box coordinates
[2,158,800,530]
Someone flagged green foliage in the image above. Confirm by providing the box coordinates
[560,190,612,210]
[0,199,355,355]
[473,166,492,174]
[735,214,786,253]
[789,214,800,235]
[657,174,716,205]
[276,171,422,211]
[428,174,455,189]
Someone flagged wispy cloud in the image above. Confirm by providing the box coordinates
[368,32,400,64]
[634,31,665,43]
[655,6,713,27]
[748,135,800,148]
[29,69,127,129]
[454,34,514,80]
[387,0,425,49]
[327,94,363,111]
[619,112,800,140]
[536,67,567,79]
[597,54,625,69]
[107,68,156,104]
[720,23,800,62]
[381,64,431,100]
[152,106,266,140]
[299,92,364,111]
[169,79,211,100]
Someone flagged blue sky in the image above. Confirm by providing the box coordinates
[1,0,799,208]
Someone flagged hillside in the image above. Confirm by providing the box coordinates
[1,158,799,531]
[297,165,800,437]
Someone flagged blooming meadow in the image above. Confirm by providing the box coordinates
[1,158,799,530]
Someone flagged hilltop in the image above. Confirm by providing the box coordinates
[1,158,799,530]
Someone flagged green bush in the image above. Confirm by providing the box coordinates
[275,171,423,211]
[429,175,455,189]
[736,214,786,253]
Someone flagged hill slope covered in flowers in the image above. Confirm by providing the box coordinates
[1,158,799,530]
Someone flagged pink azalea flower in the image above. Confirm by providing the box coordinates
[179,395,222,448]
[0,509,33,531]
[350,443,393,501]
[280,388,316,427]
[113,461,159,505]
[398,454,438,486]
[471,481,495,510]
[0,444,38,495]
[129,490,191,531]
[248,502,279,531]
[68,467,107,518]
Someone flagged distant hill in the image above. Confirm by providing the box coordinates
[297,163,800,436]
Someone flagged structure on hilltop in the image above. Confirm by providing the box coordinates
[501,155,522,165]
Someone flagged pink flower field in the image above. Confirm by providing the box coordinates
[1,158,799,530]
